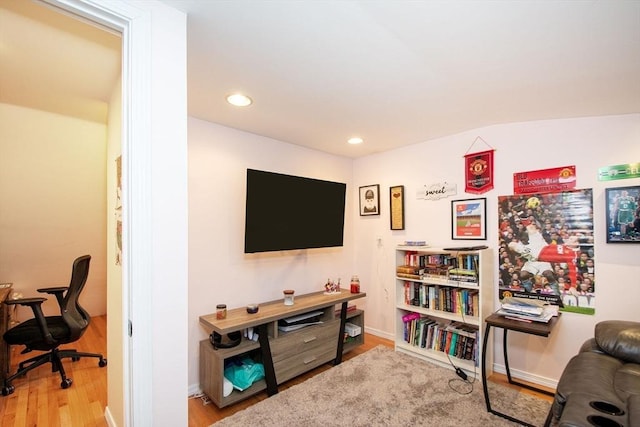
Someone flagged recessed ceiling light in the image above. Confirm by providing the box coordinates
[348,137,363,145]
[226,93,253,107]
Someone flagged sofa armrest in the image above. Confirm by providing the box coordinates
[595,321,640,364]
[579,337,605,354]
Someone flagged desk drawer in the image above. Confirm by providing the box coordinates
[271,320,340,383]
[274,345,336,384]
[270,320,340,362]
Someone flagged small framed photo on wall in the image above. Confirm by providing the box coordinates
[451,198,487,240]
[359,184,380,216]
[605,185,640,243]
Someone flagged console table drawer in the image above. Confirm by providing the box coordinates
[274,345,336,384]
[270,320,340,362]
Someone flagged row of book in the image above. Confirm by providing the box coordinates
[396,266,479,285]
[397,256,479,285]
[401,314,478,363]
[402,252,480,272]
[403,282,479,317]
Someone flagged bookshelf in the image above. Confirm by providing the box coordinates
[394,246,494,378]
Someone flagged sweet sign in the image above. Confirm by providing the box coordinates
[417,182,457,200]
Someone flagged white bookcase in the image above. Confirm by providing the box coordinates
[394,246,494,378]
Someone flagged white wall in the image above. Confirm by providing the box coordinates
[352,113,640,387]
[188,113,639,391]
[0,103,107,319]
[187,117,355,389]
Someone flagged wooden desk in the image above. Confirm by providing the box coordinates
[481,312,559,427]
[0,285,13,384]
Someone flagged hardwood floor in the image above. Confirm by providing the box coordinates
[188,333,555,426]
[0,315,108,427]
[1,319,553,427]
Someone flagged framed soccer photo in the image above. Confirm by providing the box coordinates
[605,185,640,243]
[359,184,380,216]
[451,198,487,240]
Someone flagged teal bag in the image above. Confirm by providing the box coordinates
[223,357,265,391]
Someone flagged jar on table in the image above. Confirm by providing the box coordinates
[283,289,295,305]
[216,304,227,320]
[350,275,360,293]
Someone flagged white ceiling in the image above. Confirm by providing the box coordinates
[0,0,121,123]
[1,0,639,158]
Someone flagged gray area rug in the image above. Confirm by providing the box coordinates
[212,345,551,426]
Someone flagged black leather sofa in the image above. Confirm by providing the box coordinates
[546,320,640,427]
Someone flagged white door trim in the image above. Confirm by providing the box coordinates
[39,1,155,425]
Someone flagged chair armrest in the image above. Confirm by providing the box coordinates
[4,297,56,345]
[37,286,68,307]
[37,286,68,294]
[4,297,47,306]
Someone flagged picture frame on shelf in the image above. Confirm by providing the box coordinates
[390,185,404,230]
[605,185,640,243]
[359,184,380,216]
[451,198,487,240]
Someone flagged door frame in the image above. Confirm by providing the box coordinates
[40,1,188,426]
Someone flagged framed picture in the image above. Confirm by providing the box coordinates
[359,184,380,216]
[605,185,640,243]
[390,185,404,230]
[451,198,487,240]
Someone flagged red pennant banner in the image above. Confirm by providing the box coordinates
[465,150,494,194]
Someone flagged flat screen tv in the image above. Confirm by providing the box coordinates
[244,169,347,253]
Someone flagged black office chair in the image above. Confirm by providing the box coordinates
[1,255,107,396]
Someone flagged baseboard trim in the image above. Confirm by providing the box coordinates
[188,384,202,397]
[104,406,116,427]
[492,363,558,390]
[363,326,394,341]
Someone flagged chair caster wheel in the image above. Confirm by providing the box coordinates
[99,358,107,367]
[61,378,73,389]
[2,385,15,396]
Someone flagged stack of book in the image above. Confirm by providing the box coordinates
[497,297,557,323]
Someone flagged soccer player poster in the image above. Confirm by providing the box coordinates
[498,188,595,315]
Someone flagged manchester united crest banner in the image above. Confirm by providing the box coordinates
[465,149,494,194]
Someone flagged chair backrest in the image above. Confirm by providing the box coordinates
[61,255,91,342]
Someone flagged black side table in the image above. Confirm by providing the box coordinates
[481,312,559,427]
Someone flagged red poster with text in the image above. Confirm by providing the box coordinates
[465,150,494,194]
[513,166,576,195]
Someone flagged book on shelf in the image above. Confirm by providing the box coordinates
[334,304,357,316]
[397,272,422,280]
[403,241,429,247]
[397,265,424,274]
[400,315,478,362]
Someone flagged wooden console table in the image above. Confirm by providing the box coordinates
[481,312,559,427]
[199,289,366,407]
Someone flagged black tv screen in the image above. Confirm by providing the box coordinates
[244,169,346,253]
